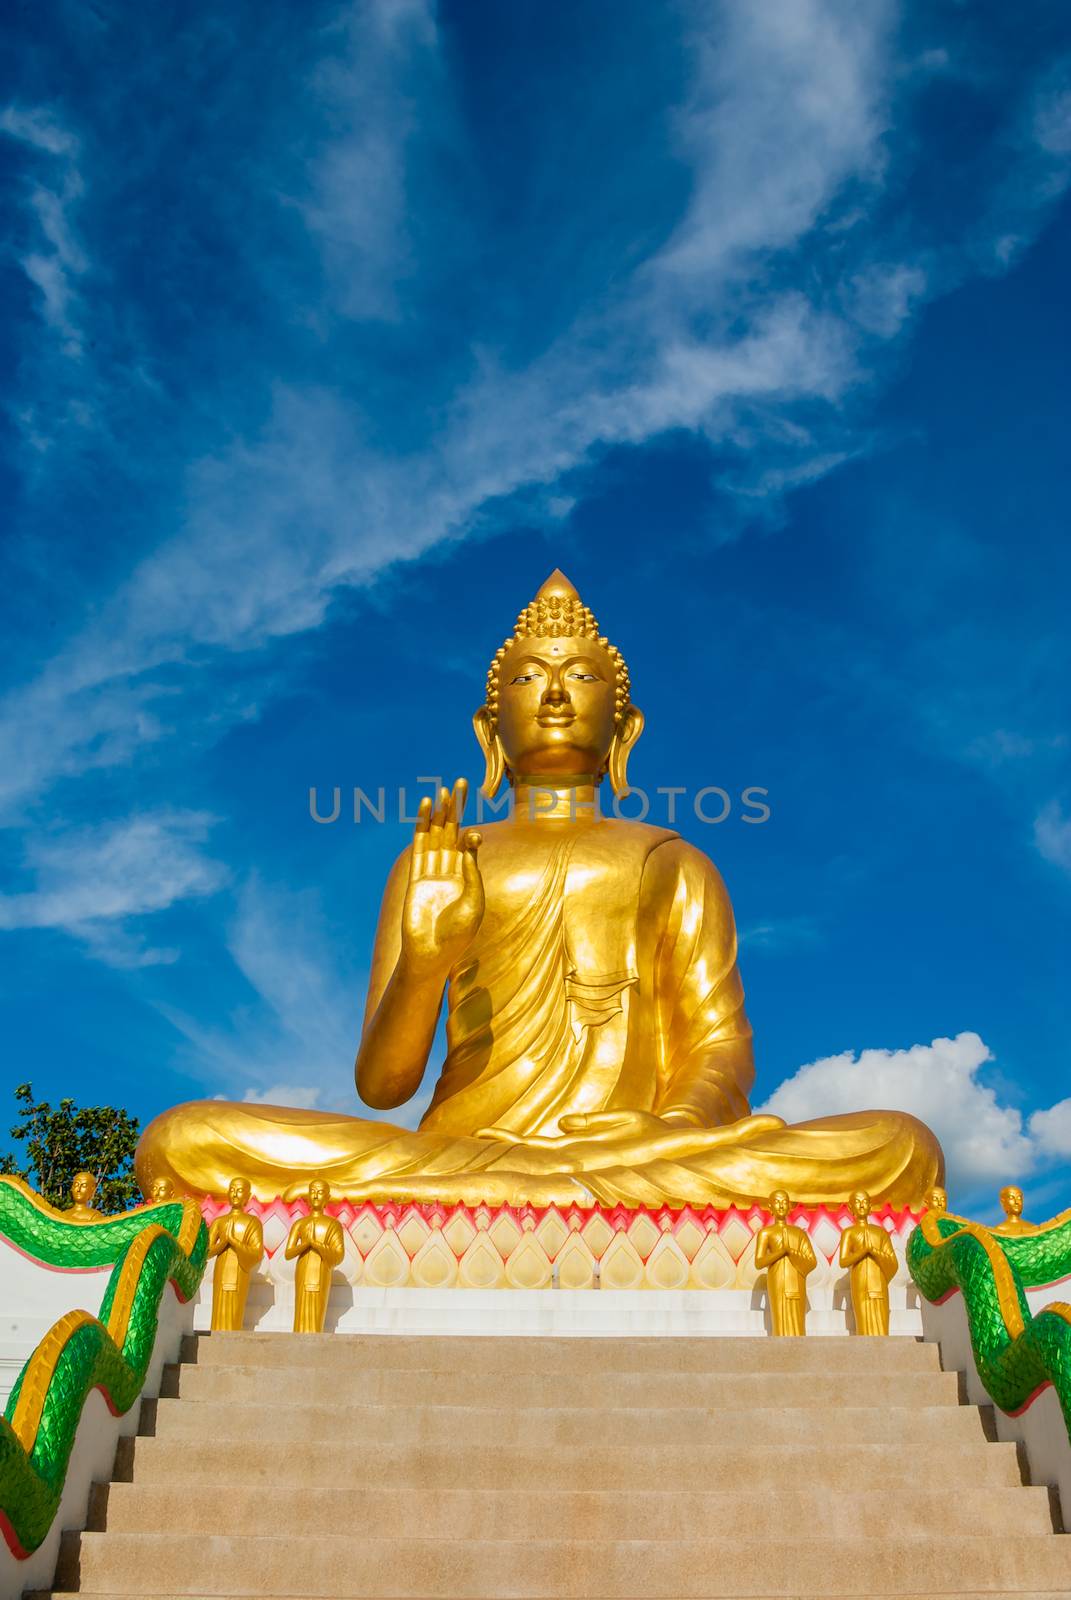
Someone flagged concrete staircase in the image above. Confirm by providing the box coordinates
[46,1331,1071,1599]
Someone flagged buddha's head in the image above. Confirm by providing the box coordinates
[848,1189,872,1223]
[926,1185,947,1215]
[1000,1184,1024,1220]
[475,571,643,796]
[228,1176,251,1210]
[70,1171,97,1207]
[308,1177,330,1213]
[150,1176,175,1204]
[769,1189,791,1220]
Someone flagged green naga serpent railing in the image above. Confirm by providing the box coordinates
[908,1205,1071,1433]
[0,1177,207,1560]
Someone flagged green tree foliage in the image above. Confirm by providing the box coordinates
[0,1082,141,1213]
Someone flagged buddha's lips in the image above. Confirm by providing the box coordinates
[537,709,576,726]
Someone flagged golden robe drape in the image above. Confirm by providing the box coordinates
[137,827,941,1207]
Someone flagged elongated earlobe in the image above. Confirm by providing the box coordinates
[607,705,644,795]
[473,707,507,798]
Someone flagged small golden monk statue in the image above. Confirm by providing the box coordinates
[149,1175,175,1203]
[755,1190,816,1336]
[993,1184,1037,1237]
[926,1185,947,1215]
[284,1177,344,1333]
[67,1171,103,1221]
[207,1177,265,1332]
[136,572,943,1210]
[839,1190,898,1335]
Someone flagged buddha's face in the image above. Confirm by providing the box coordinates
[495,636,618,780]
[769,1190,790,1220]
[228,1178,250,1209]
[1000,1185,1023,1217]
[849,1190,871,1222]
[927,1186,947,1214]
[308,1178,329,1212]
[71,1171,97,1205]
[151,1177,174,1203]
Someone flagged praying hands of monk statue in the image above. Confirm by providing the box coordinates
[208,1176,264,1332]
[136,571,943,1210]
[755,1190,816,1337]
[839,1190,898,1336]
[284,1178,344,1334]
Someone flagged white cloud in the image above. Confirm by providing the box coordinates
[844,262,928,338]
[0,106,76,157]
[1035,800,1071,875]
[2,3,1069,841]
[659,0,891,283]
[758,1031,1047,1192]
[161,876,364,1109]
[0,104,87,356]
[164,873,440,1126]
[741,915,822,952]
[240,1083,324,1110]
[970,61,1071,271]
[1030,1098,1071,1159]
[302,0,438,321]
[0,811,227,965]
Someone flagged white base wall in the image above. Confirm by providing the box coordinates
[0,1238,112,1411]
[191,1275,925,1337]
[922,1293,1071,1531]
[0,1279,195,1600]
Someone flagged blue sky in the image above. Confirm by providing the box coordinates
[1,0,1068,1214]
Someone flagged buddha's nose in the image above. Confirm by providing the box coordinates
[541,682,569,706]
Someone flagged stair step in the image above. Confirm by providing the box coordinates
[44,1593,1071,1600]
[184,1332,940,1374]
[146,1394,989,1449]
[48,1331,1060,1600]
[164,1361,960,1411]
[90,1482,1056,1541]
[119,1433,1026,1492]
[57,1532,1071,1598]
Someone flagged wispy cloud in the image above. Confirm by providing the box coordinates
[1,1,1069,935]
[977,65,1071,269]
[1,105,87,359]
[741,915,823,953]
[1035,799,1071,876]
[160,876,370,1110]
[301,0,439,321]
[0,811,227,965]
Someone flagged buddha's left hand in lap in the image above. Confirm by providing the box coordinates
[476,1109,786,1171]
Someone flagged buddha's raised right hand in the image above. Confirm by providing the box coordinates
[401,779,484,977]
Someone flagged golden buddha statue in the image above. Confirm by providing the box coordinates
[136,572,942,1209]
[284,1178,344,1334]
[993,1184,1036,1237]
[207,1176,265,1332]
[755,1190,816,1336]
[67,1171,103,1222]
[839,1189,898,1336]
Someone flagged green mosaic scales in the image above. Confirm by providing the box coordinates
[0,1179,207,1559]
[908,1208,1071,1432]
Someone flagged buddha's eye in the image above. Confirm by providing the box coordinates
[569,671,598,681]
[510,673,538,685]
